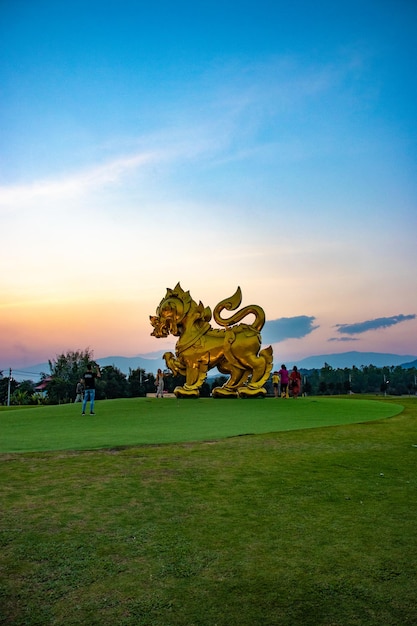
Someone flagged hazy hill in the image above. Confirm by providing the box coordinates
[401,359,417,369]
[6,351,417,382]
[295,351,417,370]
[7,354,166,382]
[96,354,166,373]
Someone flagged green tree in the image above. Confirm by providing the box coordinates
[318,380,328,394]
[18,380,35,402]
[211,376,228,393]
[10,389,30,405]
[303,376,312,395]
[97,366,128,399]
[349,366,363,393]
[128,368,158,397]
[163,371,185,394]
[200,381,211,397]
[31,392,46,405]
[47,349,95,404]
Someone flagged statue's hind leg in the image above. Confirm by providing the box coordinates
[212,365,249,398]
[238,346,273,397]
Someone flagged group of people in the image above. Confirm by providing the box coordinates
[154,365,302,399]
[272,364,302,399]
[155,366,302,399]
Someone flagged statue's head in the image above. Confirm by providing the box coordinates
[149,283,192,338]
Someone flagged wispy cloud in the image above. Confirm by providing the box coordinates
[0,151,159,210]
[335,314,416,335]
[328,336,360,342]
[262,316,318,344]
[0,119,232,213]
[0,52,366,216]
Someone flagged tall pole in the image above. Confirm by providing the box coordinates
[7,368,11,407]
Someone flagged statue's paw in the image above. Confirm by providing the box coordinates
[238,386,266,398]
[212,386,238,399]
[174,386,200,399]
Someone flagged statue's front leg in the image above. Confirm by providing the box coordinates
[163,352,185,376]
[174,355,209,398]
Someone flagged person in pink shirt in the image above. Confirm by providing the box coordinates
[279,364,289,398]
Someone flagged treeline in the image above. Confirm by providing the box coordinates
[0,349,188,406]
[296,362,417,397]
[1,352,416,405]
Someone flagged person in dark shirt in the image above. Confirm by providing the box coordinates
[81,364,101,415]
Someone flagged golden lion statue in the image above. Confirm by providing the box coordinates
[150,283,273,398]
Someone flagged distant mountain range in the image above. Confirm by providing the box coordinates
[295,351,417,370]
[5,350,417,382]
[97,354,167,373]
[6,353,166,382]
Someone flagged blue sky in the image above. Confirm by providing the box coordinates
[1,0,416,369]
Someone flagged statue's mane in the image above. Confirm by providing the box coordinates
[160,283,211,325]
[165,282,192,305]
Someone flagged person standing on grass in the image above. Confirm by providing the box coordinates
[289,365,302,399]
[272,371,281,398]
[74,379,84,403]
[81,364,101,415]
[155,368,164,398]
[279,364,289,398]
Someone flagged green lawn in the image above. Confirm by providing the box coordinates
[0,396,404,453]
[1,396,416,625]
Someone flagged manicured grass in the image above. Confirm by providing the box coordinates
[0,396,404,453]
[1,397,416,625]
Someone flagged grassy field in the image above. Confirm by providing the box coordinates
[1,396,416,625]
[0,396,404,453]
